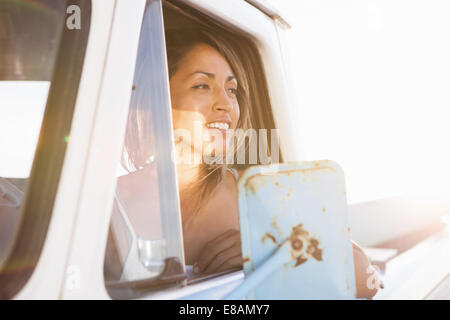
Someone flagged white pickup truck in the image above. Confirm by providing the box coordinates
[0,0,449,300]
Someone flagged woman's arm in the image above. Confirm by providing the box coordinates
[193,229,243,275]
[194,230,381,298]
[195,233,381,298]
[352,240,381,298]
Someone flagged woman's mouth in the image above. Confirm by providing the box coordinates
[205,122,230,131]
[204,121,230,143]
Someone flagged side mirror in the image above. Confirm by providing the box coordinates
[226,160,356,299]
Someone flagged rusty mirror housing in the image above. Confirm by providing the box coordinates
[232,161,356,299]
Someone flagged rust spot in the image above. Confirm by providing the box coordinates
[294,255,307,267]
[348,227,351,233]
[245,176,267,195]
[291,238,303,251]
[285,187,294,200]
[322,207,326,213]
[132,84,136,90]
[290,224,323,267]
[271,217,283,236]
[261,232,277,244]
[312,248,323,261]
[274,181,282,189]
[301,166,336,174]
[248,181,256,195]
[306,238,323,261]
[243,256,251,263]
[244,166,336,195]
[292,224,309,237]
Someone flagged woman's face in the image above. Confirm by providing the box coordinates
[170,43,240,159]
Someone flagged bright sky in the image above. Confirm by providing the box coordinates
[2,2,450,204]
[271,0,450,204]
[0,81,49,178]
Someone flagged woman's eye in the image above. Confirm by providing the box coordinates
[228,88,238,95]
[192,84,209,90]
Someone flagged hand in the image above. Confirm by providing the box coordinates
[352,241,381,298]
[194,229,243,275]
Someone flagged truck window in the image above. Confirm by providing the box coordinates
[103,0,280,298]
[0,0,91,299]
[103,0,186,296]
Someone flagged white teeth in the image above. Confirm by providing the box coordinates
[206,122,229,130]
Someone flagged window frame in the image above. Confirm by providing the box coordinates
[136,0,186,269]
[103,0,284,299]
[0,0,91,299]
[57,0,147,300]
[103,0,187,296]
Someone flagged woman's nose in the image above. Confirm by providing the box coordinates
[212,88,233,113]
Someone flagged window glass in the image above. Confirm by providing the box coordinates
[0,0,91,299]
[0,0,66,267]
[104,1,185,289]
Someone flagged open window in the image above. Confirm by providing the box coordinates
[103,0,280,299]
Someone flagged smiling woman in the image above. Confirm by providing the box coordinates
[114,28,253,276]
[165,29,252,256]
